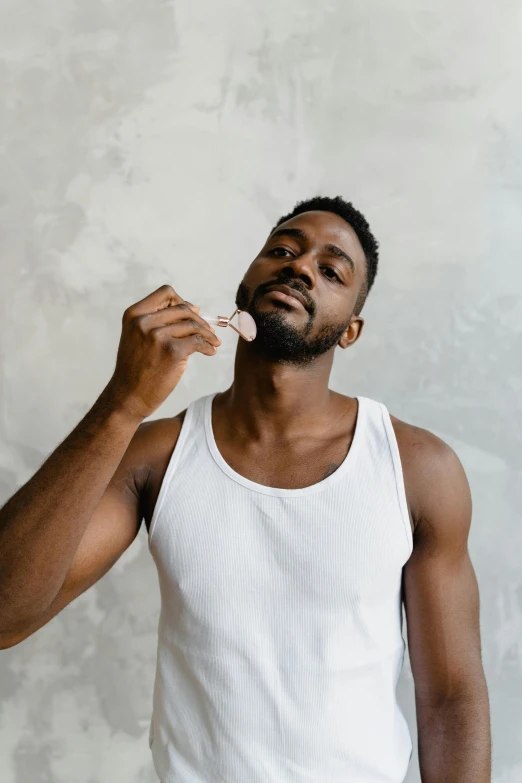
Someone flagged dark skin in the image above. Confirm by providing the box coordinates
[0,211,490,781]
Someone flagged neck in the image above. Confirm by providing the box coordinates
[217,339,338,440]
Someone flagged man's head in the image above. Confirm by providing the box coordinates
[235,196,379,365]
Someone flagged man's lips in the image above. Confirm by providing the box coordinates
[263,283,309,310]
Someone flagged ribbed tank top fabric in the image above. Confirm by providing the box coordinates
[148,392,414,783]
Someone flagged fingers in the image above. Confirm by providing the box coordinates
[150,319,222,347]
[137,302,218,337]
[122,288,222,360]
[151,327,220,357]
[186,333,220,356]
[123,284,184,321]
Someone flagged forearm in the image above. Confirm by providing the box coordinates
[0,386,141,635]
[416,687,491,783]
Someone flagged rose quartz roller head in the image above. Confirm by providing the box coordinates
[203,309,256,341]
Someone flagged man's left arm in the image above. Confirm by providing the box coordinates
[401,428,491,782]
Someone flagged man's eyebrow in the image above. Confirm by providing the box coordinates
[269,228,355,273]
[270,227,308,242]
[323,243,355,274]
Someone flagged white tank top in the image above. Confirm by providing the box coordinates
[148,392,414,783]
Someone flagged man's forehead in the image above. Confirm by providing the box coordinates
[268,210,365,261]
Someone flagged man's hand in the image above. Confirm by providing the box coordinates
[106,284,222,421]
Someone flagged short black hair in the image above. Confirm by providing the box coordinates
[272,196,379,315]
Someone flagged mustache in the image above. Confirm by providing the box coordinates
[255,278,314,313]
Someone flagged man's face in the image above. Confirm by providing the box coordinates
[235,210,366,365]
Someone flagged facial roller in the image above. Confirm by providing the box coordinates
[202,309,257,342]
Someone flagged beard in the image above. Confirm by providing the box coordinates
[235,280,350,366]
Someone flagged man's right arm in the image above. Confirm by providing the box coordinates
[0,284,221,648]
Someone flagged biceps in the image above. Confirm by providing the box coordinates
[61,482,142,594]
[403,545,483,705]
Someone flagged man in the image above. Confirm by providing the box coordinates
[0,196,491,782]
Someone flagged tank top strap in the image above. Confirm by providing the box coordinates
[147,393,210,545]
[365,396,413,555]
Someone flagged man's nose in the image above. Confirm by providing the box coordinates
[279,254,316,289]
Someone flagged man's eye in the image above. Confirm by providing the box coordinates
[270,247,293,257]
[322,267,341,282]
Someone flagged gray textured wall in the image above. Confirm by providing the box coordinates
[1,1,521,781]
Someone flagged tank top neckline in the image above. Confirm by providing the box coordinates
[203,392,365,497]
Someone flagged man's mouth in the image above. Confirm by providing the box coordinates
[263,283,309,310]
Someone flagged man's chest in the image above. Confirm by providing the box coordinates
[214,433,355,490]
[142,407,416,538]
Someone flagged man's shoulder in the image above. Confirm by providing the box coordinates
[128,410,188,529]
[136,408,187,443]
[133,409,188,478]
[388,412,460,473]
[386,412,470,536]
[335,392,459,469]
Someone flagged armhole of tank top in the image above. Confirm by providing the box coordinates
[378,402,414,558]
[148,399,198,549]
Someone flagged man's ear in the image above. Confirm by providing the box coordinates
[338,317,364,349]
